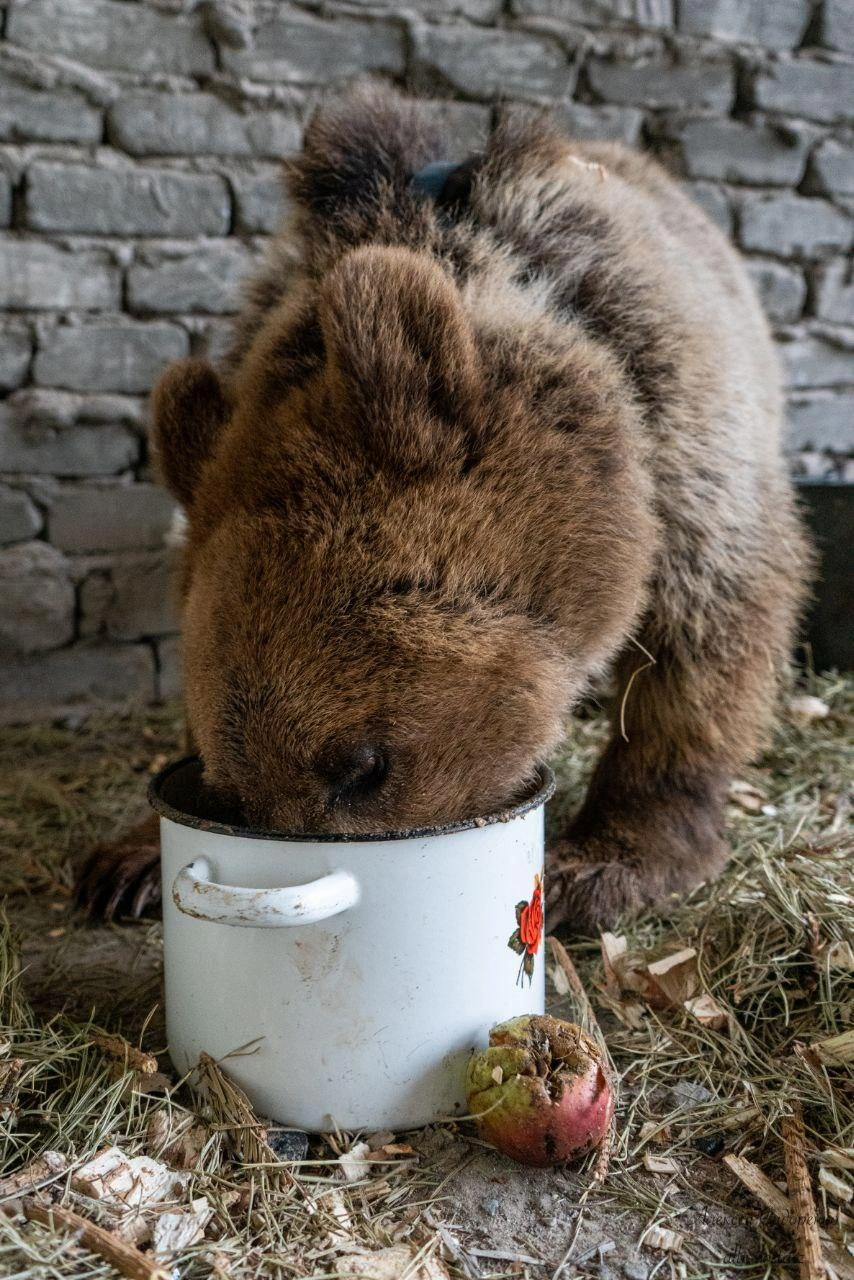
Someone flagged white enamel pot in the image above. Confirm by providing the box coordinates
[151,757,554,1132]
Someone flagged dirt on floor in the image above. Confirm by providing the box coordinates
[1,678,852,1279]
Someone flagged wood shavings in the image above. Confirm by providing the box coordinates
[646,947,699,1006]
[821,1147,854,1172]
[108,1209,155,1249]
[319,1188,355,1241]
[600,931,628,987]
[818,1165,853,1204]
[365,1143,416,1163]
[638,1121,672,1146]
[549,961,571,995]
[600,932,647,997]
[365,1130,395,1151]
[23,1198,171,1280]
[825,940,854,970]
[596,986,647,1030]
[151,1196,213,1259]
[714,1104,761,1132]
[643,1153,680,1175]
[600,933,702,1010]
[723,1152,792,1220]
[71,1145,180,1208]
[145,1111,208,1170]
[0,1150,67,1196]
[782,1103,825,1280]
[812,1029,854,1066]
[684,992,729,1030]
[338,1142,371,1184]
[723,1151,854,1279]
[91,1032,158,1076]
[789,695,830,721]
[729,779,766,813]
[642,1224,684,1253]
[334,1246,449,1278]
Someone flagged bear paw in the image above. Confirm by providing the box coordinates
[76,814,161,922]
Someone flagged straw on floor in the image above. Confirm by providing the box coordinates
[1,674,851,1278]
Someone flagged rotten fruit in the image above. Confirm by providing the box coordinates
[465,1014,614,1167]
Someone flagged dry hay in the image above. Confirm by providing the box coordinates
[0,673,852,1278]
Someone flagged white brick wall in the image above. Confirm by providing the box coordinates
[0,0,852,721]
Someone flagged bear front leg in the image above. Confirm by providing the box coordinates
[547,610,794,934]
[547,456,811,936]
[546,733,730,934]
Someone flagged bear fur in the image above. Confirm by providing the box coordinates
[80,82,811,932]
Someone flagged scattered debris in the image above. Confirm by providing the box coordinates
[723,1151,793,1220]
[812,1029,854,1066]
[365,1130,395,1151]
[714,1103,761,1132]
[645,947,700,1006]
[728,779,766,813]
[549,958,571,996]
[724,1152,854,1280]
[0,1150,67,1197]
[365,1142,416,1163]
[642,1224,683,1253]
[683,992,729,1031]
[151,1197,213,1259]
[782,1103,825,1280]
[23,1199,171,1280]
[334,1246,449,1278]
[642,1153,679,1176]
[2,680,852,1279]
[71,1145,181,1208]
[195,1052,290,1185]
[266,1128,310,1162]
[91,1031,158,1076]
[820,1146,854,1172]
[671,1081,713,1109]
[638,1121,672,1146]
[789,695,830,721]
[338,1141,371,1184]
[146,1114,208,1170]
[825,939,854,970]
[599,934,701,1010]
[818,1165,853,1204]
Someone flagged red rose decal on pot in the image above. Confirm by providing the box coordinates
[508,873,543,985]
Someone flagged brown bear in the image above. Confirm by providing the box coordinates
[78,82,810,933]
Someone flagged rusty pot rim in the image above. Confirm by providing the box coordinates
[148,755,555,844]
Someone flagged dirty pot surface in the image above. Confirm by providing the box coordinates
[151,757,553,1131]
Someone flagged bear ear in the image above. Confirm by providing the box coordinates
[288,81,442,251]
[150,358,230,507]
[318,246,481,471]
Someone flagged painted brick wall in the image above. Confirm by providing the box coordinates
[1,0,852,722]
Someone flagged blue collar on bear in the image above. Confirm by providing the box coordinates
[410,160,464,204]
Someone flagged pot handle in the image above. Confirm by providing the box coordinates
[171,858,360,927]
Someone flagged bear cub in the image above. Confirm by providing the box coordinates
[79,83,810,933]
